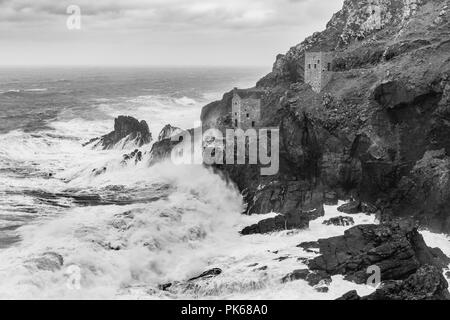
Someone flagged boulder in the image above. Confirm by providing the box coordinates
[360,266,449,300]
[323,216,355,227]
[189,268,222,281]
[241,211,310,235]
[308,221,450,284]
[336,290,361,300]
[281,269,331,287]
[297,241,320,253]
[337,201,361,214]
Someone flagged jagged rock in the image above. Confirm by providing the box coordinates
[337,290,361,300]
[121,149,143,165]
[324,191,339,205]
[389,150,450,233]
[297,241,320,253]
[281,269,310,283]
[158,124,183,141]
[241,211,310,235]
[308,221,450,284]
[323,216,355,227]
[337,201,361,214]
[189,268,222,281]
[85,116,152,150]
[362,266,450,300]
[315,286,329,293]
[158,283,172,291]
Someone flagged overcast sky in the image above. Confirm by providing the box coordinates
[0,0,344,67]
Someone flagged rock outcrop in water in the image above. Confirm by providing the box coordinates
[84,116,152,150]
[307,221,450,284]
[338,265,450,300]
[158,124,183,141]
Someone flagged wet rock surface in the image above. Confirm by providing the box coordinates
[308,221,450,284]
[338,265,450,300]
[84,116,152,150]
[323,216,355,226]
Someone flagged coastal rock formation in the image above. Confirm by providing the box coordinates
[158,124,183,141]
[201,0,450,234]
[307,221,450,284]
[241,211,311,235]
[84,116,152,150]
[338,265,450,300]
[323,216,355,227]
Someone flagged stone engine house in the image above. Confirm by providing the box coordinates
[304,52,334,93]
[232,88,262,129]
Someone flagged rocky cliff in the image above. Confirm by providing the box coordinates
[201,0,450,234]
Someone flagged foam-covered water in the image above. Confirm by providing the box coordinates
[0,67,448,299]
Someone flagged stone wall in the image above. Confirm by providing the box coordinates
[304,52,333,93]
[232,92,261,129]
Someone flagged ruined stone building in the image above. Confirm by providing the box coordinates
[231,88,262,130]
[304,52,334,93]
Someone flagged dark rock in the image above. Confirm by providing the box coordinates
[158,283,172,291]
[336,290,361,300]
[324,191,339,205]
[308,222,448,284]
[297,241,320,253]
[148,137,185,166]
[315,286,329,293]
[306,271,332,287]
[323,216,355,227]
[389,150,450,234]
[281,269,331,287]
[241,211,310,235]
[257,266,268,271]
[274,256,290,262]
[189,268,222,281]
[281,269,310,283]
[337,201,361,214]
[121,149,143,165]
[85,116,152,150]
[362,265,450,300]
[373,80,414,109]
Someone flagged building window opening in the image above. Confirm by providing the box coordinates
[246,113,250,118]
[308,64,311,69]
[327,63,331,71]
[252,121,255,128]
[235,119,238,127]
[314,64,317,69]
[317,60,320,64]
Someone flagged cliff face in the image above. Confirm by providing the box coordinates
[201,0,450,233]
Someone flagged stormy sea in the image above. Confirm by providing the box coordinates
[0,67,449,300]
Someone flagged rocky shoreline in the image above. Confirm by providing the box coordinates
[84,0,450,300]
